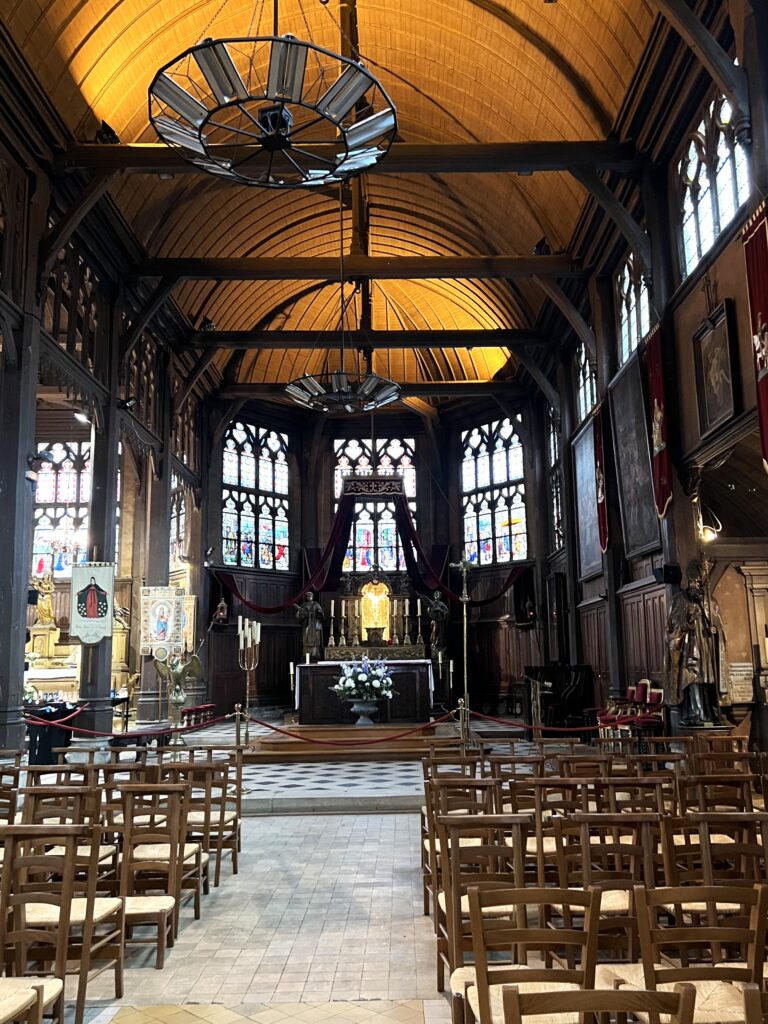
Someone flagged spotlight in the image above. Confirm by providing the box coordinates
[201,317,217,333]
[74,411,91,425]
[205,547,215,558]
[118,398,137,411]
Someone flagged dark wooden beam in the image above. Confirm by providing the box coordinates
[120,277,178,364]
[38,171,122,283]
[218,381,525,399]
[140,254,582,281]
[54,140,638,175]
[185,328,548,349]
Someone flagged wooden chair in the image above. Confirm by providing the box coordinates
[554,753,614,779]
[554,813,658,964]
[0,784,17,828]
[677,773,756,815]
[0,751,23,769]
[598,883,768,1024]
[662,813,768,895]
[691,750,755,776]
[22,765,100,789]
[117,783,187,967]
[19,787,115,881]
[743,982,768,1024]
[465,885,602,1024]
[108,745,150,765]
[161,760,235,887]
[0,982,46,1024]
[498,984,696,1024]
[0,823,124,1024]
[487,756,546,785]
[592,777,668,816]
[434,815,530,1020]
[514,778,591,886]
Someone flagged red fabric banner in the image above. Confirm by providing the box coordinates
[743,202,768,474]
[593,405,609,553]
[644,325,673,517]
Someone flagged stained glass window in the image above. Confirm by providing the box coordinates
[222,422,289,571]
[576,343,597,423]
[548,408,563,552]
[617,253,652,366]
[32,441,91,578]
[333,437,417,572]
[461,418,527,566]
[169,474,187,572]
[679,96,751,278]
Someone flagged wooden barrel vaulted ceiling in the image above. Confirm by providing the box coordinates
[5,0,655,393]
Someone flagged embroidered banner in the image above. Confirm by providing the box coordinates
[69,563,115,645]
[644,325,673,516]
[743,202,768,473]
[593,405,609,553]
[140,586,185,657]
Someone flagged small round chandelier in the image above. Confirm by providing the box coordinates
[149,20,397,188]
[285,370,401,413]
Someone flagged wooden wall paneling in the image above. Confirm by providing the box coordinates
[619,583,667,684]
[642,586,667,678]
[579,600,609,705]
[620,590,646,683]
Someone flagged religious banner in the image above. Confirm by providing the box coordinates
[182,595,197,654]
[644,325,673,517]
[593,404,609,553]
[69,563,115,645]
[743,201,768,473]
[140,586,185,657]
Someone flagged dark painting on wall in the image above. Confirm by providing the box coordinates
[693,299,738,438]
[572,418,602,580]
[609,354,660,558]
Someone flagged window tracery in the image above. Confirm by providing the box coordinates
[333,437,417,572]
[548,409,563,552]
[576,343,597,423]
[617,253,651,365]
[461,417,527,566]
[169,473,187,572]
[222,422,290,571]
[679,96,751,277]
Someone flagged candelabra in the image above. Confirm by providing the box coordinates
[237,616,261,745]
[327,615,336,647]
[352,615,360,647]
[416,613,424,645]
[403,613,412,645]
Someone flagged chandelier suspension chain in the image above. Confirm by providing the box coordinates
[339,183,345,374]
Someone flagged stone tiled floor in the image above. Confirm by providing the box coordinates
[100,1001,450,1024]
[83,814,445,1020]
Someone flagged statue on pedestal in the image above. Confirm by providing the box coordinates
[663,560,729,727]
[296,591,324,661]
[426,589,449,655]
[30,571,56,627]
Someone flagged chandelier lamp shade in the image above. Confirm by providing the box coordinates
[148,35,397,188]
[284,371,401,413]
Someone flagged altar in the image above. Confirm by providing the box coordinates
[295,659,434,725]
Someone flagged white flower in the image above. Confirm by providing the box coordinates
[346,680,354,689]
[372,680,380,688]
[358,672,368,682]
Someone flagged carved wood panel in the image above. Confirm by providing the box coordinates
[579,601,609,705]
[619,583,666,684]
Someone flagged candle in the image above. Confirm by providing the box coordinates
[342,599,346,621]
[449,660,454,675]
[417,599,422,616]
[405,598,410,617]
[255,622,262,644]
[330,599,335,617]
[289,661,294,676]
[305,653,310,664]
[237,615,243,635]
[438,651,443,665]
[239,629,244,651]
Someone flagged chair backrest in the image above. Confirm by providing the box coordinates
[0,750,23,768]
[467,885,601,1024]
[635,883,768,987]
[692,812,768,887]
[117,783,188,898]
[554,754,613,778]
[109,745,149,765]
[160,761,230,840]
[0,781,17,825]
[53,746,104,765]
[595,735,640,755]
[499,983,696,1024]
[647,736,695,756]
[593,777,667,815]
[691,751,754,775]
[678,773,756,813]
[23,764,100,788]
[431,776,502,817]
[421,755,483,781]
[0,823,102,980]
[19,785,100,826]
[488,756,546,782]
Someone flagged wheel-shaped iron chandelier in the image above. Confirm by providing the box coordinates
[149,34,397,188]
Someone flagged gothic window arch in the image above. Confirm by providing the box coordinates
[617,253,651,365]
[222,422,290,570]
[461,417,527,566]
[333,437,417,572]
[576,343,597,423]
[169,473,187,572]
[547,408,563,552]
[32,441,91,578]
[679,96,751,278]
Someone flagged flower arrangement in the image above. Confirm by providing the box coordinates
[331,657,394,701]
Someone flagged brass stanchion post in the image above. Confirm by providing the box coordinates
[448,557,472,734]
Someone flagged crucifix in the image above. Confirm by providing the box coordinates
[448,556,472,737]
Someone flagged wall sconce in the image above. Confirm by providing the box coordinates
[118,397,137,411]
[25,451,54,483]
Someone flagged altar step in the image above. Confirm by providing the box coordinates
[244,722,461,765]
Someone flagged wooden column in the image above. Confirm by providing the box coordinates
[528,400,551,664]
[136,350,173,724]
[557,355,582,663]
[736,0,768,195]
[78,293,120,734]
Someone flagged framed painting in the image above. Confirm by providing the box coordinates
[572,418,602,580]
[693,299,738,438]
[608,354,660,558]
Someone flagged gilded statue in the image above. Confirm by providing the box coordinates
[30,571,56,627]
[663,560,729,727]
[296,591,324,661]
[153,654,203,705]
[360,581,390,641]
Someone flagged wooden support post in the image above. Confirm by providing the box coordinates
[734,0,768,195]
[557,356,582,664]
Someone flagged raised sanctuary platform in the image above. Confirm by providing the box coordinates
[295,659,434,725]
[246,722,459,764]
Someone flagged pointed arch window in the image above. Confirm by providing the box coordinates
[222,422,290,570]
[679,96,751,278]
[548,408,563,552]
[617,254,651,365]
[169,473,187,573]
[576,343,597,423]
[333,437,417,572]
[461,417,527,566]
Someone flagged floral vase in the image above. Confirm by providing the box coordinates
[349,699,379,727]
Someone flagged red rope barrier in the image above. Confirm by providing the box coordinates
[22,712,230,740]
[468,709,602,733]
[247,710,457,747]
[22,703,89,725]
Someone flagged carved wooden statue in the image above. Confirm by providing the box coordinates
[296,591,324,661]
